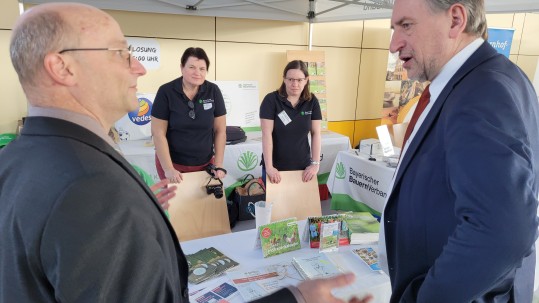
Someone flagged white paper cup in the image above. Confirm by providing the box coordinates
[252,201,272,230]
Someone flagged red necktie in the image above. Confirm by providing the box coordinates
[402,84,431,148]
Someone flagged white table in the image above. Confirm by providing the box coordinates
[118,130,350,190]
[181,220,391,303]
[327,150,396,216]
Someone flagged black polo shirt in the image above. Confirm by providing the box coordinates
[259,91,322,171]
[152,77,226,166]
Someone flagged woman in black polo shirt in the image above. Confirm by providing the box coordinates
[151,47,227,183]
[260,60,322,184]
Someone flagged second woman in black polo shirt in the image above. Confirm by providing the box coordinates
[260,60,322,184]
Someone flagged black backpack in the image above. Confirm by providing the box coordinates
[226,126,247,145]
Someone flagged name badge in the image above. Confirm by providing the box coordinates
[278,110,292,125]
[203,103,213,110]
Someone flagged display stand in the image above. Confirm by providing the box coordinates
[168,171,231,241]
[286,50,327,130]
[266,170,322,222]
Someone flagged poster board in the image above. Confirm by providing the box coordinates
[168,171,231,241]
[487,27,515,58]
[214,81,260,128]
[115,93,154,141]
[265,170,322,222]
[286,50,328,130]
[383,52,429,127]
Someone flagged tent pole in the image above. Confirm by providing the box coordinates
[308,21,313,51]
[308,0,316,51]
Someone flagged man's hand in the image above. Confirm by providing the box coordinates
[297,273,373,303]
[150,179,176,210]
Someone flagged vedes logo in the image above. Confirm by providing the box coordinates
[128,98,152,125]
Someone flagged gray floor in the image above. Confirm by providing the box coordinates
[231,198,336,232]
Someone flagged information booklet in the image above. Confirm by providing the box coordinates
[189,280,241,303]
[319,221,340,253]
[259,218,301,258]
[304,214,350,248]
[292,252,343,280]
[227,261,304,301]
[186,247,239,284]
[344,212,380,245]
[351,247,382,272]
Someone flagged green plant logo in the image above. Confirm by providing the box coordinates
[237,151,258,171]
[300,111,305,115]
[335,162,346,179]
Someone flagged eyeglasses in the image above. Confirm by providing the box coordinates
[187,100,196,120]
[284,77,307,84]
[59,45,133,68]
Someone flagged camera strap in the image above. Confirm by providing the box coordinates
[205,164,227,178]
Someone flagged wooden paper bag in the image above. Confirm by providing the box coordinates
[266,170,322,222]
[168,171,231,241]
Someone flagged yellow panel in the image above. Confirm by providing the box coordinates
[486,13,515,28]
[362,19,391,49]
[0,0,19,29]
[106,10,215,40]
[0,31,27,134]
[312,46,362,121]
[216,17,308,45]
[510,13,525,54]
[312,21,363,48]
[215,42,304,103]
[509,55,518,65]
[356,49,388,120]
[327,121,354,145]
[353,119,381,148]
[515,55,539,83]
[137,40,216,93]
[520,13,539,55]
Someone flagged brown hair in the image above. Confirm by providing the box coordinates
[180,47,210,69]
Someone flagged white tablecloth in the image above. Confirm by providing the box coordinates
[327,150,396,215]
[181,220,391,302]
[118,130,350,189]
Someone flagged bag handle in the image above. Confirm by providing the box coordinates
[240,174,255,184]
[246,180,265,196]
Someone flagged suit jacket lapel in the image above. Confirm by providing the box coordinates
[391,42,499,197]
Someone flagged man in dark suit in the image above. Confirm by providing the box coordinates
[382,0,539,302]
[0,3,370,303]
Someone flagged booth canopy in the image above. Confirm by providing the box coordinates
[23,0,539,23]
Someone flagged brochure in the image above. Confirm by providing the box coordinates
[259,218,301,258]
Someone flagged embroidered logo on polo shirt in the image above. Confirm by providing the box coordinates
[128,97,152,125]
[301,111,312,116]
[200,98,214,110]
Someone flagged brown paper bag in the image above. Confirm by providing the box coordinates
[266,170,322,222]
